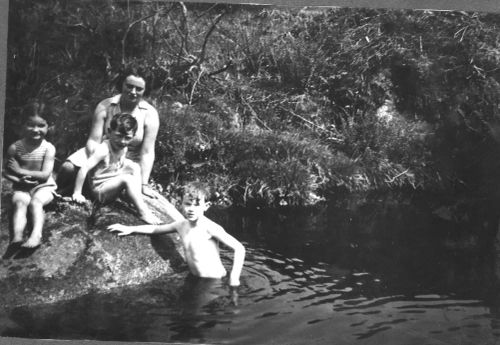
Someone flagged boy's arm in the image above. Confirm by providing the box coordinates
[210,225,246,286]
[72,144,106,202]
[107,221,182,236]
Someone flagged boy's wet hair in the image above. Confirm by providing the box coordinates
[109,113,138,135]
[182,181,212,203]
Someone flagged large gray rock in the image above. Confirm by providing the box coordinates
[0,179,186,307]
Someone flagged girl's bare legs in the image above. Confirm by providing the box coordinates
[11,191,30,243]
[95,175,160,224]
[22,188,54,248]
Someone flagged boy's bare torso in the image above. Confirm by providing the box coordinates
[176,217,227,279]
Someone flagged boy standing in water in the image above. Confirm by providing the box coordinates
[3,102,57,248]
[107,181,245,286]
[72,113,159,225]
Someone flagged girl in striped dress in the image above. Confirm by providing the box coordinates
[3,102,57,248]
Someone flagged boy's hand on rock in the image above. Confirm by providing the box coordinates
[72,192,86,204]
[108,224,133,236]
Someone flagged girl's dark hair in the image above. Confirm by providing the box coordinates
[109,113,138,135]
[114,65,150,96]
[22,100,53,123]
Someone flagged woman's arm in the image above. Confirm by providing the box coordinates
[210,225,246,286]
[107,221,181,236]
[85,101,108,156]
[140,107,159,189]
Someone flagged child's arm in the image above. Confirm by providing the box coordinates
[3,170,22,183]
[72,144,106,203]
[107,221,181,236]
[3,144,22,183]
[18,144,56,183]
[210,225,246,286]
[5,143,55,184]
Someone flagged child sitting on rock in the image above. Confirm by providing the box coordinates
[3,101,57,248]
[108,181,246,286]
[72,112,159,224]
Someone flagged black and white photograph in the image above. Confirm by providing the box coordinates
[2,1,500,344]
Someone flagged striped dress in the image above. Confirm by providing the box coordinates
[12,139,56,193]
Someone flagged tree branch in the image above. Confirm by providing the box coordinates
[121,7,171,65]
[208,60,233,77]
[196,11,225,66]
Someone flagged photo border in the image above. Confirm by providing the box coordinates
[0,0,499,344]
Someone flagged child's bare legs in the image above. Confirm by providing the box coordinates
[11,191,30,243]
[22,188,54,248]
[95,174,160,224]
[124,160,184,221]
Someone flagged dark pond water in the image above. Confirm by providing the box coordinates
[3,196,500,344]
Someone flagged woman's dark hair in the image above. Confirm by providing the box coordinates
[109,113,138,135]
[114,65,150,96]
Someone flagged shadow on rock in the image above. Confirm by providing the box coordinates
[151,234,186,273]
[0,275,184,342]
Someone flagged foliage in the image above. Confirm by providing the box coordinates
[154,106,354,207]
[6,2,500,206]
[217,130,355,207]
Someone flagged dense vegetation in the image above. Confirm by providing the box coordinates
[5,1,500,207]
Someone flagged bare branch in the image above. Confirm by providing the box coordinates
[242,97,272,131]
[196,11,225,66]
[189,67,205,105]
[178,2,190,65]
[195,3,220,19]
[208,60,233,77]
[279,106,331,133]
[167,11,190,67]
[385,168,410,183]
[121,6,172,65]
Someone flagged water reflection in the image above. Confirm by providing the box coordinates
[225,243,498,345]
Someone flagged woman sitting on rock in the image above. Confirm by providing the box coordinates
[56,67,183,221]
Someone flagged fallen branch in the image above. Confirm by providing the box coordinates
[279,106,343,142]
[385,168,410,183]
